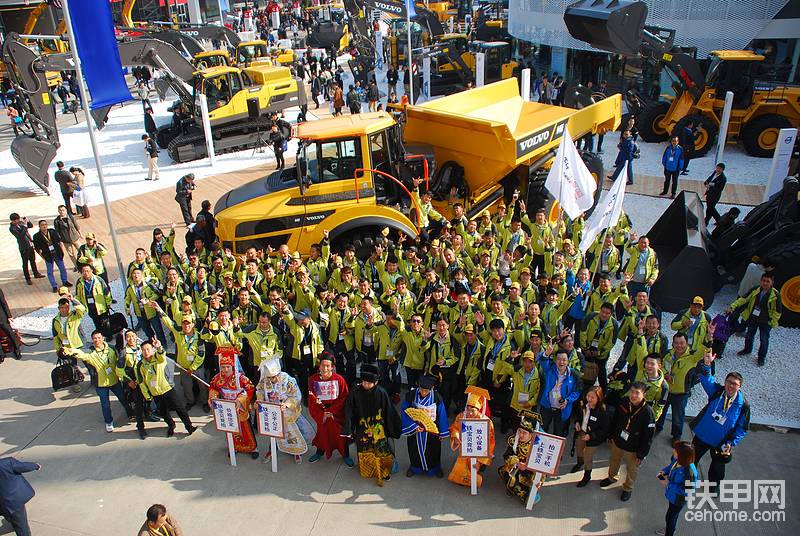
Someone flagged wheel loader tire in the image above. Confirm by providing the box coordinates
[636,101,671,142]
[741,114,792,158]
[764,240,800,328]
[674,114,718,157]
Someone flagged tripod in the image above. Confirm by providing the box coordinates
[251,121,270,157]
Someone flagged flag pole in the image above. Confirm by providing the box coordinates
[61,0,128,292]
[405,5,413,104]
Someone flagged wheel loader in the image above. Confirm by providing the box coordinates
[1,33,306,190]
[564,0,800,158]
[214,78,619,256]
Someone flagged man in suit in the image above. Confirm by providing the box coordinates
[703,162,728,226]
[679,120,696,175]
[8,213,43,285]
[53,161,76,216]
[0,457,41,536]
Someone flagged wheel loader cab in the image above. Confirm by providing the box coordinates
[472,41,516,83]
[704,51,765,109]
[237,41,270,66]
[193,50,231,70]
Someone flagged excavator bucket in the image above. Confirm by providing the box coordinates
[564,0,648,56]
[11,137,57,194]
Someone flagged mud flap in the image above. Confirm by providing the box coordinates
[10,137,57,194]
[564,0,648,56]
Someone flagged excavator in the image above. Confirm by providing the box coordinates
[2,33,306,190]
[564,0,800,157]
[214,77,618,257]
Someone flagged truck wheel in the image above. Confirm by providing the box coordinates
[331,227,390,258]
[741,114,792,158]
[637,101,671,142]
[674,114,718,157]
[764,240,800,328]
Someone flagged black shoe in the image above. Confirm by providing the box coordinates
[138,429,147,440]
[166,426,175,438]
[63,281,72,287]
[34,273,45,278]
[202,404,211,413]
[577,471,592,487]
[187,425,197,435]
[406,468,415,477]
[757,359,765,367]
[52,287,59,293]
[737,349,751,356]
[621,490,632,501]
[659,191,668,195]
[250,451,260,459]
[600,478,615,487]
[570,462,584,473]
[26,279,33,286]
[681,170,689,175]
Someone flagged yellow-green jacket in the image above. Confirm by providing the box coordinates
[161,315,204,371]
[241,325,282,367]
[52,304,85,351]
[283,310,324,365]
[731,286,782,328]
[510,366,542,413]
[663,343,709,395]
[75,275,113,315]
[73,343,120,387]
[391,328,430,371]
[624,244,659,283]
[136,350,172,399]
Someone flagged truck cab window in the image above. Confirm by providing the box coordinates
[303,138,362,183]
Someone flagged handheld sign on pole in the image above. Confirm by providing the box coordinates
[257,401,286,473]
[460,418,490,495]
[212,399,241,467]
[525,429,566,510]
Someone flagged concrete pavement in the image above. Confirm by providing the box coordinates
[1,339,798,535]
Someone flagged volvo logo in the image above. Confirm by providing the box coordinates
[515,119,569,159]
[373,1,404,15]
[519,131,550,153]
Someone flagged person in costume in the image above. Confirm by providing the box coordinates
[208,349,259,459]
[400,374,450,478]
[342,363,402,486]
[498,410,543,505]
[448,386,496,488]
[307,353,353,466]
[256,359,314,463]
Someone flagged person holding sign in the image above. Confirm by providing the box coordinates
[448,387,495,488]
[307,354,353,465]
[342,364,402,486]
[498,410,543,505]
[401,374,450,478]
[256,360,313,463]
[208,351,259,459]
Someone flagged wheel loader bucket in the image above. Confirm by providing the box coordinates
[10,137,57,194]
[564,0,647,56]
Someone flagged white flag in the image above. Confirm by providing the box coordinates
[579,165,628,254]
[544,126,598,220]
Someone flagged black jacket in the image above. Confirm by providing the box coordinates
[704,171,727,199]
[611,398,655,459]
[145,138,159,158]
[9,221,34,252]
[54,169,74,194]
[576,403,611,447]
[33,228,64,262]
[144,113,157,134]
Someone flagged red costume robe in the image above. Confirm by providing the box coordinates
[209,371,257,453]
[308,371,349,458]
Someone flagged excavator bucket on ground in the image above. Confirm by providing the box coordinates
[563,0,647,56]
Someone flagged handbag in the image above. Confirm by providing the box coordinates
[51,355,84,391]
[582,360,599,383]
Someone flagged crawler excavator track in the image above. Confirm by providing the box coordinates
[167,116,278,163]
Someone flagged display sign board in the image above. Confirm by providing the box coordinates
[256,401,286,439]
[212,399,241,434]
[460,418,490,458]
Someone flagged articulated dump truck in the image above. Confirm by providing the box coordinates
[215,78,620,254]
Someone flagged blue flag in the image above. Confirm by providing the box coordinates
[405,0,417,18]
[67,0,131,109]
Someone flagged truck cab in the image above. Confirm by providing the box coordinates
[193,50,232,70]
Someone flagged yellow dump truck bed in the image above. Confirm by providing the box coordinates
[402,78,620,196]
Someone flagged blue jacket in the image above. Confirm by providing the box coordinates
[565,270,591,321]
[662,458,699,504]
[0,457,37,515]
[537,356,582,420]
[615,138,635,166]
[661,145,685,172]
[690,365,749,448]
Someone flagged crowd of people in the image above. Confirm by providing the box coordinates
[11,161,775,535]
